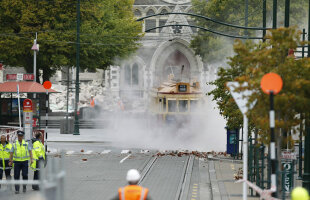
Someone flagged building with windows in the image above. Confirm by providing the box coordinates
[104,0,212,104]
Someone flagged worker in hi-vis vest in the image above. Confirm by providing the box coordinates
[9,130,33,194]
[111,169,151,200]
[31,132,46,190]
[90,95,96,108]
[0,134,13,189]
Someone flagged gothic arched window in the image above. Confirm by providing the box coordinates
[125,64,131,85]
[145,9,156,33]
[132,63,139,85]
[134,9,142,16]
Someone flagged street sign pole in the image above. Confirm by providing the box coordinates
[43,81,52,153]
[269,91,277,195]
[227,82,256,200]
[261,72,283,197]
[243,113,248,200]
[17,84,21,130]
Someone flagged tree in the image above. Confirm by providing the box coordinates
[190,0,308,64]
[209,27,310,145]
[0,0,143,81]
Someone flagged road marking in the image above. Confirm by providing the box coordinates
[121,150,130,154]
[66,151,75,155]
[84,150,93,154]
[120,154,131,163]
[101,150,111,154]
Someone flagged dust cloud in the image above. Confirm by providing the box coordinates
[100,91,226,152]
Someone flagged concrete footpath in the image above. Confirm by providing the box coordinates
[47,129,113,143]
[208,158,259,200]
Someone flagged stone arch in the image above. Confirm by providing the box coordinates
[134,9,142,16]
[146,8,156,15]
[158,6,172,14]
[150,38,203,86]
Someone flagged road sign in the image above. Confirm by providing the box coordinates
[281,151,297,160]
[23,99,33,112]
[227,82,256,114]
[260,73,283,94]
[43,81,52,89]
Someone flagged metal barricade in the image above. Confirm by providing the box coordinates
[0,153,66,200]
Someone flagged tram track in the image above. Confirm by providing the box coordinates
[138,153,195,200]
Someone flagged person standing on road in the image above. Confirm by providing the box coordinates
[0,134,13,188]
[31,132,45,190]
[111,169,151,200]
[9,130,33,194]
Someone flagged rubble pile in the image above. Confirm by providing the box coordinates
[154,150,208,158]
[234,167,243,180]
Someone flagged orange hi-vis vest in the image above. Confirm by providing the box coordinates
[90,99,95,107]
[118,185,148,200]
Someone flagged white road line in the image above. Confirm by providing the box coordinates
[101,150,111,154]
[121,150,130,154]
[66,151,75,155]
[120,154,131,163]
[84,150,93,155]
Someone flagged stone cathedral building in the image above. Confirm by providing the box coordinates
[104,0,211,101]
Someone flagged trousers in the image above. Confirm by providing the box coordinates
[14,161,28,192]
[32,158,44,190]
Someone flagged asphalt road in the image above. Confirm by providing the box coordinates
[2,143,211,200]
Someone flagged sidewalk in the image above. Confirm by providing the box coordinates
[47,129,113,143]
[208,158,259,200]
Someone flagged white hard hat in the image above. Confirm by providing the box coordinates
[126,169,141,182]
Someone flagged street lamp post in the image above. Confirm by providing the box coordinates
[303,0,310,192]
[74,0,80,135]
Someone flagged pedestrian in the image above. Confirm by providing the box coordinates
[31,132,45,190]
[0,134,12,189]
[291,187,309,200]
[111,169,151,200]
[9,130,33,194]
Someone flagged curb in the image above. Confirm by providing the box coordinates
[208,157,243,164]
[48,140,112,143]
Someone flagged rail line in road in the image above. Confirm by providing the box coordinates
[138,154,196,200]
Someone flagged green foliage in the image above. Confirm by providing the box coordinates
[190,0,308,63]
[0,0,143,81]
[209,27,310,144]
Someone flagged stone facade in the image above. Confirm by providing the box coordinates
[104,0,211,101]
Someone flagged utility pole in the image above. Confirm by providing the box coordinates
[74,0,80,135]
[284,0,290,27]
[263,0,267,40]
[245,0,249,36]
[273,0,277,29]
[303,0,310,192]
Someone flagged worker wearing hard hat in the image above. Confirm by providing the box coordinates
[90,95,96,108]
[111,169,152,200]
[291,187,309,200]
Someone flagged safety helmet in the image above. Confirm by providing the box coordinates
[291,187,309,200]
[126,169,141,183]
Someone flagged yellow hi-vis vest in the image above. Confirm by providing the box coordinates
[0,142,13,170]
[31,140,45,171]
[13,140,30,162]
